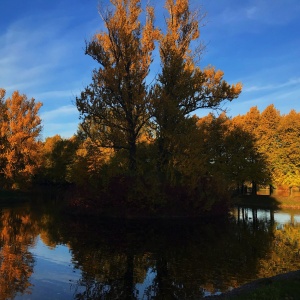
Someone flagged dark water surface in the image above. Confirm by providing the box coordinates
[1,200,300,299]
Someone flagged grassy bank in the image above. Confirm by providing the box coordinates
[232,194,300,209]
[209,270,300,299]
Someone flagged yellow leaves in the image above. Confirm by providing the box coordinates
[160,0,199,62]
[103,0,141,38]
[137,130,154,144]
[96,0,159,80]
[202,66,242,101]
[175,0,189,15]
[203,67,224,86]
[87,144,114,174]
[231,82,243,95]
[165,0,188,25]
[141,7,159,52]
[0,88,5,100]
[214,69,224,82]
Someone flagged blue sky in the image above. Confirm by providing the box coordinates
[1,0,300,139]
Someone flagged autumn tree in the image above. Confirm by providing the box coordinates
[255,104,281,188]
[152,0,242,183]
[196,113,269,195]
[232,107,268,194]
[76,0,158,174]
[233,106,261,137]
[67,134,114,188]
[0,90,42,189]
[75,0,242,213]
[37,135,78,185]
[274,110,300,187]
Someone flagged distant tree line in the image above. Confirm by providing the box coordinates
[1,87,298,215]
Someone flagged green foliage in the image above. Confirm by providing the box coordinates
[37,135,79,185]
[197,113,270,191]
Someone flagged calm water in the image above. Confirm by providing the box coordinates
[1,201,300,300]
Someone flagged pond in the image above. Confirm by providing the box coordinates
[1,200,300,299]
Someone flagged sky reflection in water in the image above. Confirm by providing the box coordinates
[14,236,82,300]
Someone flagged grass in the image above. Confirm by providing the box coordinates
[219,272,300,299]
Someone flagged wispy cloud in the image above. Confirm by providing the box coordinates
[0,5,98,139]
[246,6,257,19]
[0,18,69,93]
[42,122,79,139]
[244,78,300,93]
[0,7,98,96]
[41,105,78,122]
[40,105,80,138]
[202,0,300,36]
[225,83,300,118]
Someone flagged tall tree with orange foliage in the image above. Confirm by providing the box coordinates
[76,0,158,174]
[256,104,281,186]
[77,0,242,178]
[0,90,42,189]
[275,110,300,187]
[152,0,242,182]
[233,106,261,137]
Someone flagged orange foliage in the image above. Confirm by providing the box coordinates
[0,209,37,299]
[0,90,42,189]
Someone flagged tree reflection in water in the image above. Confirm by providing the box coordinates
[0,207,37,300]
[51,213,300,300]
[1,202,300,299]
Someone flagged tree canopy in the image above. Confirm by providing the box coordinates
[76,0,242,179]
[0,90,42,189]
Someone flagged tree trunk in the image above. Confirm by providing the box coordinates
[252,181,257,195]
[129,140,137,175]
[124,253,135,299]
